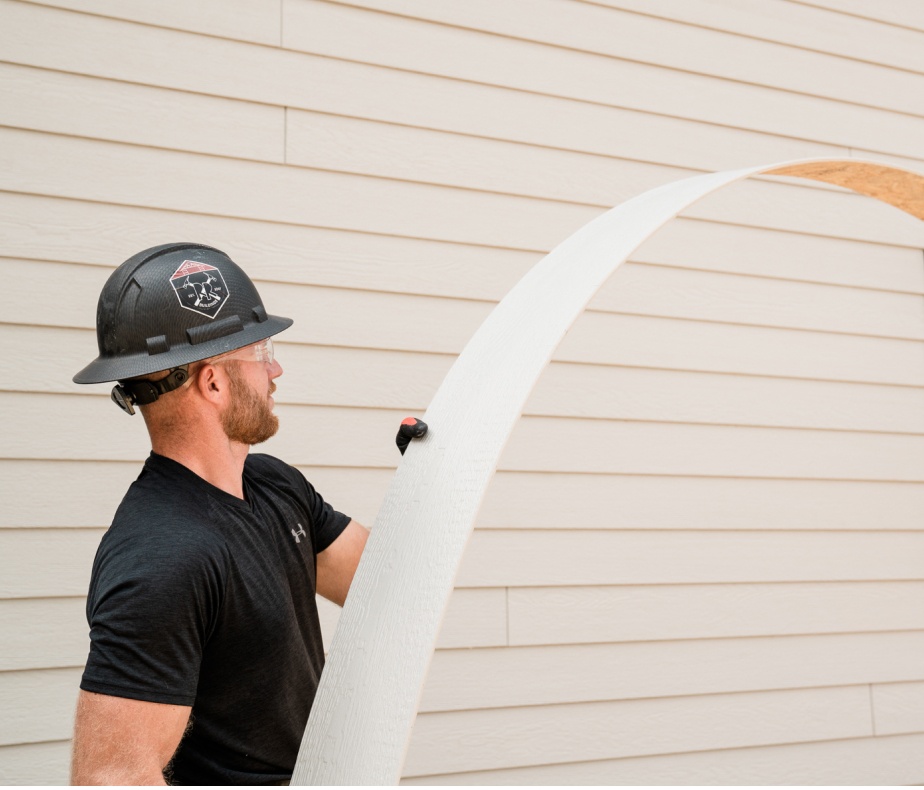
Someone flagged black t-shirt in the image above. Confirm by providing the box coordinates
[80,452,351,785]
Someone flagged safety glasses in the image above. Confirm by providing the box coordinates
[210,337,275,366]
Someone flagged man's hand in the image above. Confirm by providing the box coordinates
[71,691,191,785]
[395,417,428,456]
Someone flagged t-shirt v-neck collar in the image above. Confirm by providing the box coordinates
[147,451,254,512]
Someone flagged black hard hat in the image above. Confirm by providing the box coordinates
[73,243,293,385]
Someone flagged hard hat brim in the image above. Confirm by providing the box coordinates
[72,314,293,384]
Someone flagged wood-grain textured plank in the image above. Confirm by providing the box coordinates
[872,681,924,736]
[3,127,920,252]
[403,685,873,775]
[12,254,924,351]
[0,667,81,746]
[0,458,387,529]
[0,63,285,161]
[418,632,924,712]
[0,739,71,786]
[5,456,923,534]
[456,530,924,587]
[284,110,924,253]
[366,0,924,75]
[0,530,103,598]
[22,0,282,45]
[318,589,507,651]
[480,472,924,531]
[0,599,88,671]
[11,525,924,598]
[7,2,924,165]
[10,392,924,479]
[793,0,924,33]
[288,0,924,116]
[4,193,922,297]
[0,128,601,252]
[400,732,924,785]
[0,193,539,301]
[15,324,924,436]
[507,581,924,645]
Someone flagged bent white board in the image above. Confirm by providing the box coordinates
[292,159,924,785]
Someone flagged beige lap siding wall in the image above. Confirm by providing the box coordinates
[1,0,923,783]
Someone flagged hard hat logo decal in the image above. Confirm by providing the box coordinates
[169,260,230,319]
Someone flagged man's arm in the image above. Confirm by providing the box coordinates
[316,519,368,606]
[71,690,191,785]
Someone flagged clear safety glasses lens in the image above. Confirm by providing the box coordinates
[213,337,274,365]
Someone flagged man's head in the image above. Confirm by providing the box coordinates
[73,243,292,419]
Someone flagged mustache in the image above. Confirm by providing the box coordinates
[269,382,277,396]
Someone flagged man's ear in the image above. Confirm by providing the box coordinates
[195,363,225,403]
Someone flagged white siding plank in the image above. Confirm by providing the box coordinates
[418,632,924,712]
[10,392,924,481]
[401,732,924,785]
[4,193,922,298]
[507,582,924,645]
[0,194,538,302]
[22,0,282,45]
[285,109,694,207]
[7,389,924,483]
[0,599,88,671]
[530,363,924,434]
[5,457,923,534]
[593,263,924,340]
[793,0,924,33]
[9,525,924,598]
[634,219,924,295]
[5,128,920,252]
[287,0,924,117]
[873,681,924,736]
[0,529,102,598]
[12,255,924,361]
[0,128,601,252]
[0,667,81,747]
[9,2,923,166]
[0,458,388,530]
[318,589,507,651]
[15,324,924,436]
[364,0,924,75]
[0,740,71,786]
[498,417,924,481]
[457,530,924,587]
[560,313,924,387]
[404,686,873,775]
[285,111,924,255]
[0,63,284,162]
[480,472,924,532]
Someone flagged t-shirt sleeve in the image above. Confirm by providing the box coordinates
[297,474,351,553]
[80,521,225,707]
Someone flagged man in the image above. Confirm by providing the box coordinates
[69,243,383,785]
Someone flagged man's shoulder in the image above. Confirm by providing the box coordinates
[244,453,305,489]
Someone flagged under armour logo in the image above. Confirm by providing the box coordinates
[291,524,306,543]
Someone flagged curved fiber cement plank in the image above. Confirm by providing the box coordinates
[292,159,924,785]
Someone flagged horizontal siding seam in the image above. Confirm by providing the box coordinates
[7,0,287,50]
[413,680,895,716]
[441,628,924,652]
[305,0,924,115]
[401,731,924,781]
[573,0,924,74]
[7,8,924,155]
[789,0,924,36]
[328,0,924,80]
